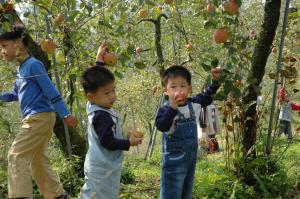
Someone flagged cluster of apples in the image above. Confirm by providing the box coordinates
[206,0,240,44]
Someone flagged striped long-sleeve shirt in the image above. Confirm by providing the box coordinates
[0,56,69,118]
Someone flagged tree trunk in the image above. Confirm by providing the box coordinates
[242,0,281,155]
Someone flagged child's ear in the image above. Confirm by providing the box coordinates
[189,85,192,94]
[86,92,95,102]
[163,87,167,95]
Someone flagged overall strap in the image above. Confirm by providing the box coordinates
[177,101,196,120]
[188,101,196,120]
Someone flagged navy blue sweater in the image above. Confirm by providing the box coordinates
[92,110,130,151]
[156,83,219,132]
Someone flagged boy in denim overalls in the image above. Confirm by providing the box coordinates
[79,44,143,199]
[156,65,221,199]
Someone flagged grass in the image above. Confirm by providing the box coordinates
[1,115,300,198]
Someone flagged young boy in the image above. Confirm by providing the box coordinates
[156,65,221,199]
[0,24,77,199]
[79,44,143,199]
[278,88,300,140]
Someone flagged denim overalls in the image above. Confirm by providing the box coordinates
[160,101,198,199]
[80,102,123,199]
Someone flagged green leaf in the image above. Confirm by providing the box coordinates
[98,20,113,29]
[211,57,219,67]
[203,20,216,29]
[201,63,211,72]
[114,70,124,79]
[134,61,146,69]
[214,90,226,101]
[3,13,13,23]
[23,12,31,18]
[145,0,155,6]
[127,44,135,55]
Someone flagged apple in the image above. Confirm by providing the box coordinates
[271,47,277,54]
[135,47,143,53]
[132,130,144,138]
[213,28,229,44]
[138,9,148,18]
[223,0,239,15]
[53,14,64,26]
[103,53,118,66]
[186,43,193,51]
[174,91,187,101]
[40,39,56,53]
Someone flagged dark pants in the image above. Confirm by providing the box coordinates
[278,120,292,139]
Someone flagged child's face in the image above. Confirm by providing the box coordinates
[164,76,192,104]
[87,81,116,109]
[0,40,19,62]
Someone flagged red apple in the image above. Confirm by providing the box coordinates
[174,91,187,101]
[186,43,193,51]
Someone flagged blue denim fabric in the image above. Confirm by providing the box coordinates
[160,101,198,199]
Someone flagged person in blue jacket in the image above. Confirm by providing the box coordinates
[0,24,77,199]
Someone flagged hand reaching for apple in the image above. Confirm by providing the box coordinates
[129,132,143,146]
[170,91,187,109]
[211,66,222,80]
[96,43,109,62]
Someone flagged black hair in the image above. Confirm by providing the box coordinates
[0,24,29,47]
[161,65,191,87]
[80,66,115,94]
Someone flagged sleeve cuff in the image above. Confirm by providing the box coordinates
[96,61,105,67]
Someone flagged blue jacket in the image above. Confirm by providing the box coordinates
[0,57,69,118]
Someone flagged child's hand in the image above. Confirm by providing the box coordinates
[96,43,108,62]
[64,115,77,128]
[129,134,143,146]
[211,66,222,80]
[169,92,186,109]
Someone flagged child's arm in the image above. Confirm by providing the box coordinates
[0,81,18,102]
[95,43,108,66]
[93,111,141,150]
[191,67,222,106]
[155,106,178,132]
[30,62,76,127]
[291,102,300,111]
[191,81,220,106]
